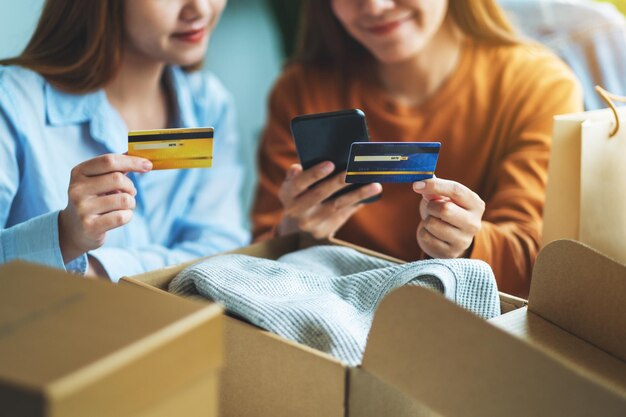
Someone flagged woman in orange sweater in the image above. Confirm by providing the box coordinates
[253,0,582,297]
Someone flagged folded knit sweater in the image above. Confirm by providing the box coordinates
[169,245,500,366]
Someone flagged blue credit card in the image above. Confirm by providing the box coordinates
[345,142,441,183]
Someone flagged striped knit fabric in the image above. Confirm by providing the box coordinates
[169,245,500,366]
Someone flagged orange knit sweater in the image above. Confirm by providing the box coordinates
[252,40,582,297]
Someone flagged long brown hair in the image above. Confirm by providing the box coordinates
[296,0,520,70]
[0,0,125,93]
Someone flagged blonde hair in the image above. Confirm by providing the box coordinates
[296,0,520,70]
[449,0,518,44]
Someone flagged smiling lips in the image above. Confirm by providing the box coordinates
[367,15,413,36]
[172,28,206,43]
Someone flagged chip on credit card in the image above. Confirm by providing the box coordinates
[345,142,440,183]
[128,127,214,170]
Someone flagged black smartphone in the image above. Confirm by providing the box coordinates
[291,109,381,203]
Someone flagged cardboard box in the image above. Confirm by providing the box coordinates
[122,234,626,416]
[0,261,223,417]
[489,239,626,400]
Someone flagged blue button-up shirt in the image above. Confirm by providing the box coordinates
[0,65,250,281]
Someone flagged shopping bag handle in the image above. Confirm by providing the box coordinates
[595,85,626,137]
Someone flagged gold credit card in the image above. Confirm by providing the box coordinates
[128,127,214,170]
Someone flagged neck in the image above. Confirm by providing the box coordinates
[105,50,170,131]
[376,18,464,107]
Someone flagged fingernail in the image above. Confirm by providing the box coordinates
[413,181,426,190]
[142,161,153,171]
[321,162,334,175]
[286,166,297,180]
[372,183,383,193]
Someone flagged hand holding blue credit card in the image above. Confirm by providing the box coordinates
[345,142,441,183]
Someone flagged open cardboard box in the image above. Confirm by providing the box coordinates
[122,234,626,416]
[0,261,223,417]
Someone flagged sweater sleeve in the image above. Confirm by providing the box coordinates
[252,69,303,241]
[470,61,583,297]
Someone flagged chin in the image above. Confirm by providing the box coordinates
[170,52,207,67]
[369,41,427,65]
[370,49,416,64]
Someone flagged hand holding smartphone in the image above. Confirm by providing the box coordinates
[290,109,381,203]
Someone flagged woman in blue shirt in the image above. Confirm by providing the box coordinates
[0,0,250,280]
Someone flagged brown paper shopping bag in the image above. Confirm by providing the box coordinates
[543,87,626,263]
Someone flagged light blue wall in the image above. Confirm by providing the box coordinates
[0,0,44,59]
[0,0,284,222]
[205,0,283,213]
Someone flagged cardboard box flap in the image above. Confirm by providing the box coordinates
[529,239,626,362]
[361,286,626,416]
[0,261,222,390]
[491,306,626,392]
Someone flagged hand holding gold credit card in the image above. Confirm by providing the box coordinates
[128,127,214,170]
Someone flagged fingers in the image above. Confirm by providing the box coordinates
[422,199,481,234]
[76,154,152,177]
[79,193,136,215]
[331,182,382,210]
[59,154,146,262]
[278,160,382,239]
[97,210,134,231]
[418,217,474,258]
[413,178,483,211]
[415,177,485,259]
[59,205,134,263]
[285,164,303,181]
[291,183,381,239]
[420,215,462,246]
[280,162,335,203]
[419,196,428,220]
[299,203,362,240]
[417,223,454,259]
[71,171,137,198]
[68,193,136,241]
[285,171,347,215]
[82,210,133,239]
